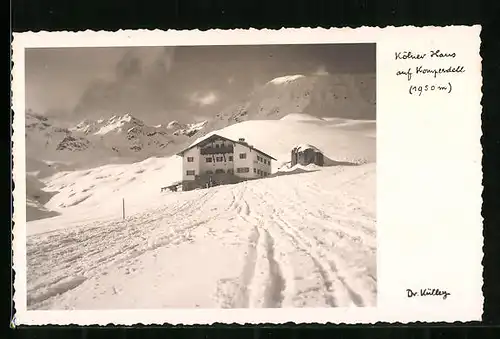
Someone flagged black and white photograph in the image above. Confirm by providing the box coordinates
[23,42,377,310]
[11,25,486,326]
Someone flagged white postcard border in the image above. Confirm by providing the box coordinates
[12,26,483,325]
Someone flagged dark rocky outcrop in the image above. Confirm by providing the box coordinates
[291,144,324,167]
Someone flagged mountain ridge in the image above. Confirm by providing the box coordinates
[193,73,375,140]
[25,73,375,170]
[25,112,207,171]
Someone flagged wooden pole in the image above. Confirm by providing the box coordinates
[122,198,125,220]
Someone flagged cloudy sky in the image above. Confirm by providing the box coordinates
[26,43,375,124]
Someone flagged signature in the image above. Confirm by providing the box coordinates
[407,288,451,300]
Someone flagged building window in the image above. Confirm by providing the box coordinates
[216,144,220,148]
[239,153,246,159]
[206,170,213,174]
[187,157,194,162]
[216,156,223,162]
[253,168,256,173]
[228,155,233,161]
[215,169,225,174]
[186,170,195,176]
[237,167,249,173]
[206,157,212,163]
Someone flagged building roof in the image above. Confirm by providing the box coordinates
[176,133,277,160]
[292,144,323,153]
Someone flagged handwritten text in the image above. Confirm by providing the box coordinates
[406,288,451,300]
[394,49,464,96]
[395,50,457,61]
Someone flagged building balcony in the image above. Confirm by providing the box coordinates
[200,146,234,155]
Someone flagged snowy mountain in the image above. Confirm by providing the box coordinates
[71,113,178,155]
[169,120,208,137]
[25,112,199,169]
[25,72,373,168]
[200,73,376,135]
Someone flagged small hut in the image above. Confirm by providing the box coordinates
[291,144,324,167]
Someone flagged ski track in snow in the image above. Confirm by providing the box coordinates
[27,165,376,310]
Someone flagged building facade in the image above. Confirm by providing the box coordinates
[177,134,276,190]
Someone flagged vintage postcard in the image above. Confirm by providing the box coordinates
[11,26,483,325]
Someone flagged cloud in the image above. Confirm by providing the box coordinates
[313,65,329,76]
[71,47,179,121]
[193,114,211,122]
[115,52,142,79]
[189,91,219,106]
[162,47,176,73]
[115,47,176,81]
[26,44,375,123]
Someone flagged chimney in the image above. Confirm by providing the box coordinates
[238,138,246,143]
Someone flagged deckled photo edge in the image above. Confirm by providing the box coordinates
[11,26,480,48]
[12,33,28,327]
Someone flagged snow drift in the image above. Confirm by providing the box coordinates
[280,113,326,122]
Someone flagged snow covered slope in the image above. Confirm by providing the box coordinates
[27,163,376,309]
[280,113,326,122]
[29,156,183,225]
[26,175,61,221]
[25,112,195,220]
